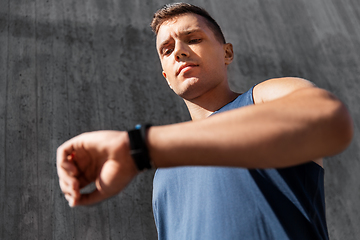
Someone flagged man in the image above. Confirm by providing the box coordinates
[57,3,353,239]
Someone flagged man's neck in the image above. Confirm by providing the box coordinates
[184,88,240,120]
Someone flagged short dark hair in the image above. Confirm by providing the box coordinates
[151,2,226,44]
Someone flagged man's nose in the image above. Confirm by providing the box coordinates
[174,42,190,60]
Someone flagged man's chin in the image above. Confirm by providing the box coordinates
[172,77,206,98]
[175,87,203,101]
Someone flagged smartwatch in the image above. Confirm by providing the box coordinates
[127,124,153,171]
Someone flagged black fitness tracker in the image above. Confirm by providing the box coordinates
[127,124,153,171]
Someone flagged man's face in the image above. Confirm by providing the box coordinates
[156,13,232,100]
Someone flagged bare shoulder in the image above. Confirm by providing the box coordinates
[253,77,316,104]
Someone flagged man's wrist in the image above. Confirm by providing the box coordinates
[127,124,153,171]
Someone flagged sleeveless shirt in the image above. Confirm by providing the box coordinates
[152,86,329,240]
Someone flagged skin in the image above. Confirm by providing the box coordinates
[57,13,353,207]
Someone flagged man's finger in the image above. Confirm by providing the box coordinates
[74,190,107,206]
[56,138,80,170]
[59,160,79,177]
[59,178,80,197]
[64,193,76,207]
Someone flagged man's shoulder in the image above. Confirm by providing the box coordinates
[253,77,316,104]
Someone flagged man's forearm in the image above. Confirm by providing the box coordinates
[147,87,353,169]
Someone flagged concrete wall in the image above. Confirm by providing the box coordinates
[0,0,359,239]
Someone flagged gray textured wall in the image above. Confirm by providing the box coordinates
[0,0,359,239]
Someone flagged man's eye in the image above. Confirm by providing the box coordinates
[163,49,173,55]
[189,39,201,44]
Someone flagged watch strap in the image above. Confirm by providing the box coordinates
[127,124,152,171]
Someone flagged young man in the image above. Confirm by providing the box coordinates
[57,3,353,239]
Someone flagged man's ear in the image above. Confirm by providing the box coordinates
[224,43,234,65]
[162,71,172,89]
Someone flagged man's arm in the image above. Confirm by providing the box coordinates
[57,77,353,206]
[147,77,353,169]
[254,77,324,167]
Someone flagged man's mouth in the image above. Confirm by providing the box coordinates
[177,63,199,76]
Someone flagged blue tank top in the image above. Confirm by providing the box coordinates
[152,86,329,240]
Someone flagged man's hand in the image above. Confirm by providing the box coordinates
[56,131,139,207]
